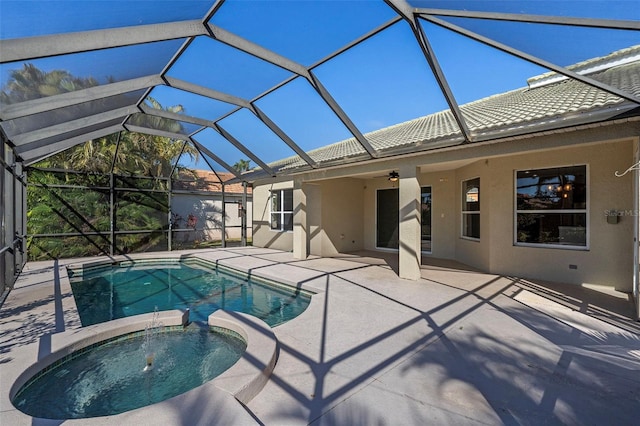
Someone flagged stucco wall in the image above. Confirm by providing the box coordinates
[417,170,457,260]
[484,140,635,291]
[252,181,294,251]
[363,170,458,259]
[317,178,364,256]
[454,160,492,271]
[252,178,364,255]
[253,135,637,291]
[171,194,252,242]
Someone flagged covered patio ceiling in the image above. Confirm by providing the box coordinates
[1,0,639,181]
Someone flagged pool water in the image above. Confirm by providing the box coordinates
[13,325,246,419]
[69,260,311,327]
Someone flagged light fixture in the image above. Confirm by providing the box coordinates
[388,171,399,182]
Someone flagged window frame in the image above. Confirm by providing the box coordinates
[269,188,293,232]
[461,177,480,241]
[421,185,432,254]
[513,164,589,250]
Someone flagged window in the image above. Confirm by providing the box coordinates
[462,178,480,239]
[270,189,293,231]
[515,165,587,247]
[421,186,432,252]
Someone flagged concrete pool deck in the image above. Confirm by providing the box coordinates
[1,247,639,425]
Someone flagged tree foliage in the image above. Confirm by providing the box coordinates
[0,63,100,104]
[4,65,202,260]
[233,159,251,172]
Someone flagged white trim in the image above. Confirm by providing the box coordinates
[513,164,589,250]
[269,189,293,233]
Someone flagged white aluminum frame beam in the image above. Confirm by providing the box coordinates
[423,15,640,105]
[211,124,277,176]
[416,8,640,30]
[140,103,287,174]
[385,0,472,142]
[190,136,241,178]
[204,23,377,159]
[12,106,138,146]
[0,74,164,120]
[21,124,124,164]
[165,77,250,108]
[0,20,207,63]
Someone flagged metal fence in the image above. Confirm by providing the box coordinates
[1,137,27,301]
[25,167,251,261]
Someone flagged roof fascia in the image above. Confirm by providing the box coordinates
[423,15,640,105]
[12,105,138,146]
[0,20,207,63]
[416,8,640,30]
[470,103,640,143]
[1,75,163,121]
[21,124,124,164]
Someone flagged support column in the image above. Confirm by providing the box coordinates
[221,183,226,248]
[241,181,247,247]
[398,165,421,280]
[109,173,115,256]
[293,179,308,259]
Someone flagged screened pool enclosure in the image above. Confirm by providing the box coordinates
[1,1,639,298]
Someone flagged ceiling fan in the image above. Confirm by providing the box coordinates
[373,170,400,181]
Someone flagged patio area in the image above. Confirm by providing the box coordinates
[1,247,639,425]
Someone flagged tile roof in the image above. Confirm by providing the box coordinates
[267,45,640,173]
[173,170,251,194]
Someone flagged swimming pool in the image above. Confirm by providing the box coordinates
[13,324,246,419]
[69,259,312,327]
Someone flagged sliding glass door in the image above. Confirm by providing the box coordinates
[376,188,399,249]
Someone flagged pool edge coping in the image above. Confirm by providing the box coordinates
[6,308,277,422]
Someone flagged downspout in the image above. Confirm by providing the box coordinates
[634,139,640,320]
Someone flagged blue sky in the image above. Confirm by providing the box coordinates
[1,1,639,171]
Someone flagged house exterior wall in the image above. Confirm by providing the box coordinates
[252,181,294,250]
[253,178,364,255]
[171,194,252,242]
[318,178,364,256]
[485,140,635,291]
[252,132,638,292]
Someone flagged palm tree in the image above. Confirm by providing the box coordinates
[6,66,201,259]
[0,63,99,104]
[233,159,251,173]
